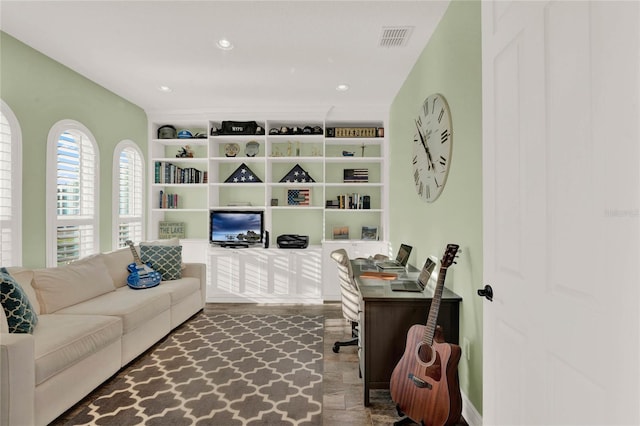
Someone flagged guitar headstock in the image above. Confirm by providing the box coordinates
[125,240,134,247]
[440,244,460,269]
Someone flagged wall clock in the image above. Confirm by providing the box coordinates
[412,93,453,202]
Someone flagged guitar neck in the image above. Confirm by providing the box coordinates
[422,269,447,346]
[127,241,144,266]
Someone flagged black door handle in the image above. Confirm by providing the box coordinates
[477,284,493,302]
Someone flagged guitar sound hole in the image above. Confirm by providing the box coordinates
[416,342,434,364]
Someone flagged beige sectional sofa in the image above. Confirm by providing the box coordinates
[0,246,206,426]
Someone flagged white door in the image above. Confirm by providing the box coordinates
[482,1,639,424]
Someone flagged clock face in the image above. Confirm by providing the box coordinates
[412,93,453,202]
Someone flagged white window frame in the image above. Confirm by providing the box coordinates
[0,100,23,266]
[112,140,145,248]
[46,119,100,266]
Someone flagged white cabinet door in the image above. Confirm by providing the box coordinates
[207,247,322,303]
[207,248,268,301]
[322,241,388,300]
[289,248,322,299]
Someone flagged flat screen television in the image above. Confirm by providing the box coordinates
[209,210,264,247]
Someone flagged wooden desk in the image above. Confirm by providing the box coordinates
[352,259,462,406]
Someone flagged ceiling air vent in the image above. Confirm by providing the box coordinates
[379,26,414,48]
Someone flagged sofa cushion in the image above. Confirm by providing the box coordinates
[33,314,122,385]
[0,267,39,333]
[0,306,8,333]
[56,288,171,334]
[101,247,136,288]
[32,256,115,313]
[140,245,182,281]
[152,277,201,304]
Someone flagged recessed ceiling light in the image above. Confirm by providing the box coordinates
[158,85,172,93]
[336,84,350,92]
[217,38,234,50]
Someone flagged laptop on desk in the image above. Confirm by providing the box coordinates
[390,256,438,292]
[376,244,412,270]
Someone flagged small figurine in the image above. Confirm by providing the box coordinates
[176,145,194,158]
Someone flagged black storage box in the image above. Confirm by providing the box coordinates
[220,120,260,135]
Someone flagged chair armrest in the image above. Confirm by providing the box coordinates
[0,333,35,426]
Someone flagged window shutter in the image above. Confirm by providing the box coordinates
[117,146,143,247]
[56,130,96,264]
[0,112,13,265]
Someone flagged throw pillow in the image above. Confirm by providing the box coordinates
[139,238,186,270]
[140,245,182,281]
[0,267,38,333]
[140,237,180,246]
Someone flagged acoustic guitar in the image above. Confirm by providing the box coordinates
[389,243,462,426]
[125,240,161,289]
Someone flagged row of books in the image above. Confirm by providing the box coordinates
[159,190,179,209]
[326,193,370,209]
[154,161,208,184]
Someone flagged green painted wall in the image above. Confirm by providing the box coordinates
[388,0,483,413]
[0,32,148,268]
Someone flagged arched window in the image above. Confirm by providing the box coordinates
[46,120,99,266]
[0,100,22,266]
[113,140,144,248]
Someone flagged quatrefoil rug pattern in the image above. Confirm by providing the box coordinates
[55,313,324,425]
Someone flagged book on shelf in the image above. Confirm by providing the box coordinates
[333,193,370,209]
[343,168,369,183]
[154,161,206,184]
[159,190,179,209]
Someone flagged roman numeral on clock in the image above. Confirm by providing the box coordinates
[414,169,420,184]
[441,129,450,143]
[438,108,444,123]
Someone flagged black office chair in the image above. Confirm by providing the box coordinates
[330,249,361,353]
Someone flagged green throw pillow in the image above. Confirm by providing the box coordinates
[1,267,38,333]
[140,245,182,281]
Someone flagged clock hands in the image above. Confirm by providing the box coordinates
[415,120,436,172]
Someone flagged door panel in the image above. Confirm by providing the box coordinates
[482,1,639,424]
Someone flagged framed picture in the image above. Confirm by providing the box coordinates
[333,226,349,240]
[361,226,378,240]
[287,188,311,206]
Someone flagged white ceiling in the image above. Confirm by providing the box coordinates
[0,1,449,115]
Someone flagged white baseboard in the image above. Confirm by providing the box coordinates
[461,390,482,426]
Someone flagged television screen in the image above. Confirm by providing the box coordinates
[210,210,264,246]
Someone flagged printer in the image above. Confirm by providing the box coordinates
[276,234,309,249]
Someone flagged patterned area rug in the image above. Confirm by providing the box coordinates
[54,312,324,426]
